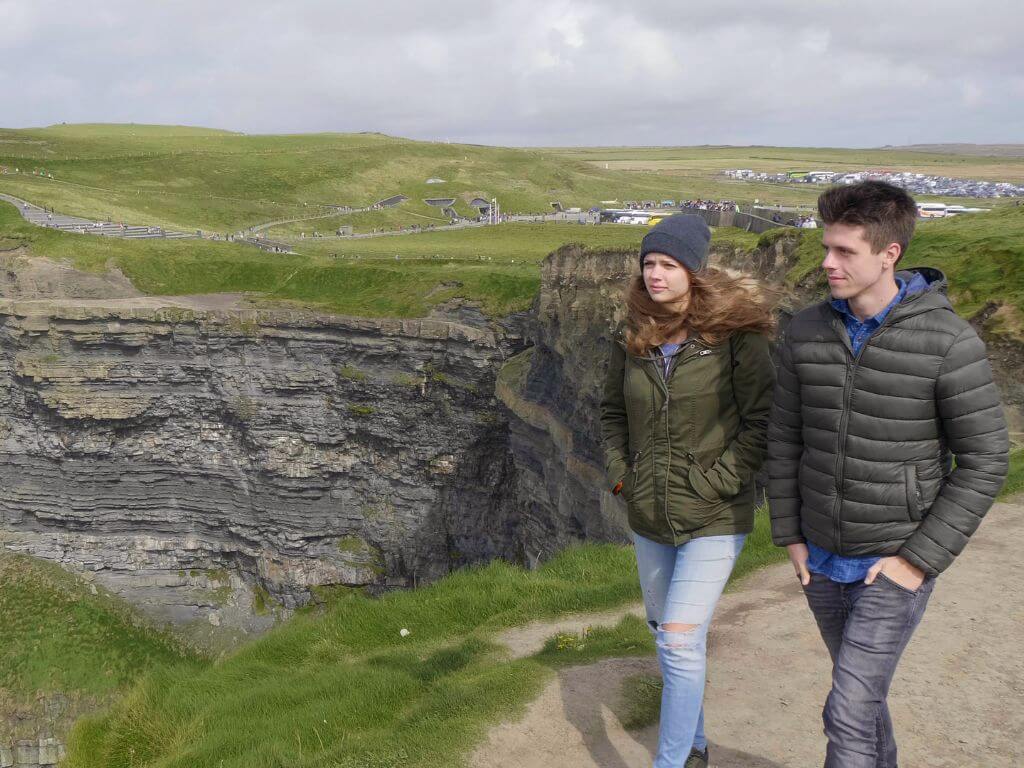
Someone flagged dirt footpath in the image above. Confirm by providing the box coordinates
[472,501,1024,768]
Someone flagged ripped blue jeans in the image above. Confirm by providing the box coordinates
[632,531,747,768]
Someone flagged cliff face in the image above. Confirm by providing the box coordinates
[3,230,1020,646]
[0,236,815,642]
[0,295,529,637]
[494,246,635,566]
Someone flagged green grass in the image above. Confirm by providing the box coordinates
[0,201,615,317]
[264,205,454,237]
[785,206,1024,329]
[0,199,760,320]
[0,199,748,318]
[0,551,199,702]
[63,509,780,768]
[0,550,202,742]
[293,220,650,262]
[6,125,1016,238]
[999,448,1024,498]
[0,124,697,233]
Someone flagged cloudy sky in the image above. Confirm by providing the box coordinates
[2,0,1022,147]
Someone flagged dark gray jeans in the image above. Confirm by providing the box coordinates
[802,569,935,768]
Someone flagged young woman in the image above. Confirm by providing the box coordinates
[599,214,776,768]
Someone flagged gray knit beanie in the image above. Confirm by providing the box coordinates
[639,214,711,273]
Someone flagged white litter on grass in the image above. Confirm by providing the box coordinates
[400,628,410,637]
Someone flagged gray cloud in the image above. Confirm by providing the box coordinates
[0,0,1021,146]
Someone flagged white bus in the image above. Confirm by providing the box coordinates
[917,203,947,219]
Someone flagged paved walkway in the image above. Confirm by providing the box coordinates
[0,193,194,240]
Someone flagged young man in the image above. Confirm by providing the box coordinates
[767,180,1009,768]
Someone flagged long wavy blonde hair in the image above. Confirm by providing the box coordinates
[623,265,777,357]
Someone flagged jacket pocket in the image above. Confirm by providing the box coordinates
[688,462,723,503]
[622,448,644,501]
[904,464,923,521]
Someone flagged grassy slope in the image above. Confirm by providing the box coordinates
[0,124,690,232]
[0,550,201,741]
[32,467,1024,767]
[58,442,1024,766]
[5,125,1017,237]
[785,205,1024,326]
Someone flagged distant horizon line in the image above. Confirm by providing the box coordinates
[2,122,1022,153]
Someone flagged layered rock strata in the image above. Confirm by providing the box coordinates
[0,297,526,635]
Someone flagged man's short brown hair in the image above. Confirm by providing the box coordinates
[817,180,918,261]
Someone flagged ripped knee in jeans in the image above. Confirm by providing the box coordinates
[656,622,700,649]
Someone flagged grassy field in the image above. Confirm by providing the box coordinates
[1,201,658,317]
[264,207,453,237]
[0,124,692,233]
[289,221,657,262]
[4,125,1018,238]
[6,189,1024,326]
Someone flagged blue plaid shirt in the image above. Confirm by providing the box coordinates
[807,273,928,582]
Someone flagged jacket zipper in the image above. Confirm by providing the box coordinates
[829,307,907,552]
[656,342,711,537]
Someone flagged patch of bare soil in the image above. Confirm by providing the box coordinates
[0,254,264,313]
[0,253,141,301]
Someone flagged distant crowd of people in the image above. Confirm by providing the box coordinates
[678,199,739,212]
[770,212,819,228]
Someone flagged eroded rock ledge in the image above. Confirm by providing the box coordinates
[0,297,527,637]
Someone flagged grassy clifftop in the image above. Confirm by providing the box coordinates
[0,201,650,317]
[4,194,1024,327]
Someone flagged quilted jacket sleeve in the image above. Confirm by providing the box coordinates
[599,329,630,491]
[897,326,1009,576]
[767,332,806,545]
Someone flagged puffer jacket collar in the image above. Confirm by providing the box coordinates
[887,266,954,321]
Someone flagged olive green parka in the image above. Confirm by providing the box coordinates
[599,322,775,545]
